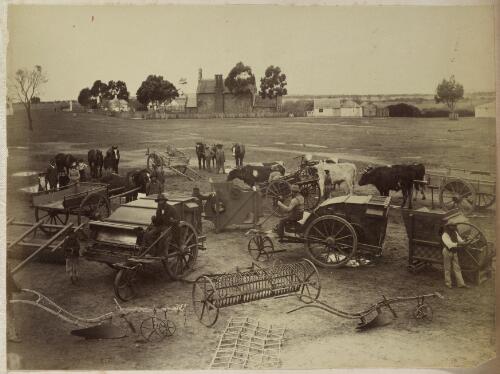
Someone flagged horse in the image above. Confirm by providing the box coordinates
[215,144,226,174]
[195,142,207,170]
[205,144,217,171]
[87,149,104,178]
[105,146,120,174]
[54,153,77,175]
[232,143,246,167]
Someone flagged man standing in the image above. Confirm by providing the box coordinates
[68,162,80,185]
[442,222,469,289]
[275,185,304,240]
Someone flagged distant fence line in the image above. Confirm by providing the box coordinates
[84,110,291,120]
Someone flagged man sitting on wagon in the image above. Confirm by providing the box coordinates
[143,193,180,255]
[275,184,304,241]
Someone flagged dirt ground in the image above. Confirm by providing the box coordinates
[5,110,497,370]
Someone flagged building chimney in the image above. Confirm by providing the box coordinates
[214,74,224,113]
[198,68,202,81]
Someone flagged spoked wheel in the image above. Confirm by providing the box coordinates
[301,181,321,211]
[304,215,358,268]
[140,316,176,342]
[265,179,292,217]
[248,235,275,262]
[474,193,495,210]
[147,154,164,180]
[35,207,70,236]
[78,192,111,225]
[296,259,321,303]
[413,303,433,322]
[192,275,220,327]
[164,222,199,280]
[455,222,490,269]
[113,267,138,302]
[439,179,476,215]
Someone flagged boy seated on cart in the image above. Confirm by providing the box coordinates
[141,193,180,256]
[274,184,304,240]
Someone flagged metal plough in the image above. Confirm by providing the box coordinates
[10,289,186,341]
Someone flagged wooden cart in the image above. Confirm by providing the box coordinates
[84,194,205,301]
[248,195,391,268]
[402,208,494,284]
[425,168,496,215]
[146,145,201,181]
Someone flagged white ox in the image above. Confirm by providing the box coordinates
[313,161,357,196]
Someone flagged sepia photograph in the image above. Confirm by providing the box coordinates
[2,0,497,371]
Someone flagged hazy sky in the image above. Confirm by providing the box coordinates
[6,4,495,100]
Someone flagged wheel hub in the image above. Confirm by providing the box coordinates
[326,236,336,246]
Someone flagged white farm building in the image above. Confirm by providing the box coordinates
[308,98,363,117]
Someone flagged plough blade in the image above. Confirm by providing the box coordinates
[356,309,393,331]
[71,324,126,340]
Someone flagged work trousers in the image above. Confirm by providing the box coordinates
[277,211,303,239]
[442,247,465,288]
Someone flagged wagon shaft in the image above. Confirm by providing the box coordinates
[192,259,321,327]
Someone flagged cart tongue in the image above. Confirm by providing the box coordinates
[356,308,394,331]
[71,324,126,339]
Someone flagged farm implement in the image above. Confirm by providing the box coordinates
[10,289,185,342]
[192,259,321,327]
[146,145,202,181]
[283,291,444,330]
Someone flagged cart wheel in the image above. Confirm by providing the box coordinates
[140,316,175,342]
[474,193,495,210]
[35,207,70,236]
[455,222,489,268]
[297,258,321,303]
[147,153,163,173]
[439,179,476,215]
[248,235,275,262]
[164,222,198,280]
[304,215,358,268]
[114,268,138,302]
[192,275,220,327]
[413,303,433,322]
[265,179,292,216]
[301,181,321,211]
[78,192,111,225]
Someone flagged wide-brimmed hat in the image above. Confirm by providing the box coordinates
[291,184,300,193]
[155,193,169,202]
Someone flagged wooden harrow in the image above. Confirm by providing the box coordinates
[192,259,321,327]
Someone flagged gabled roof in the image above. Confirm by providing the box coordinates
[185,93,197,108]
[197,79,231,94]
[314,98,341,109]
[341,100,361,108]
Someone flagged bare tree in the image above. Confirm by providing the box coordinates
[13,65,48,131]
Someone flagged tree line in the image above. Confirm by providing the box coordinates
[77,62,289,110]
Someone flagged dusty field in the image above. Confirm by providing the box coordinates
[5,110,497,370]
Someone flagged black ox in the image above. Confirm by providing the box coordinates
[358,164,426,209]
[227,163,285,187]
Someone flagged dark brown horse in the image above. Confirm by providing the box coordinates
[104,146,120,174]
[232,143,246,167]
[87,149,104,178]
[195,142,207,170]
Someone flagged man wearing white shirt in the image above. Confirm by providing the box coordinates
[441,222,469,289]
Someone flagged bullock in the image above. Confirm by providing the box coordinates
[54,153,77,175]
[227,163,286,187]
[358,163,426,208]
[100,169,151,199]
[312,161,357,196]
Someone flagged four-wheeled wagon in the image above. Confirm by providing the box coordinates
[83,194,205,301]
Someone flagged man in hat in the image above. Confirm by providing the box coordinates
[143,193,180,255]
[442,222,469,289]
[268,164,283,183]
[68,162,80,185]
[275,184,304,241]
